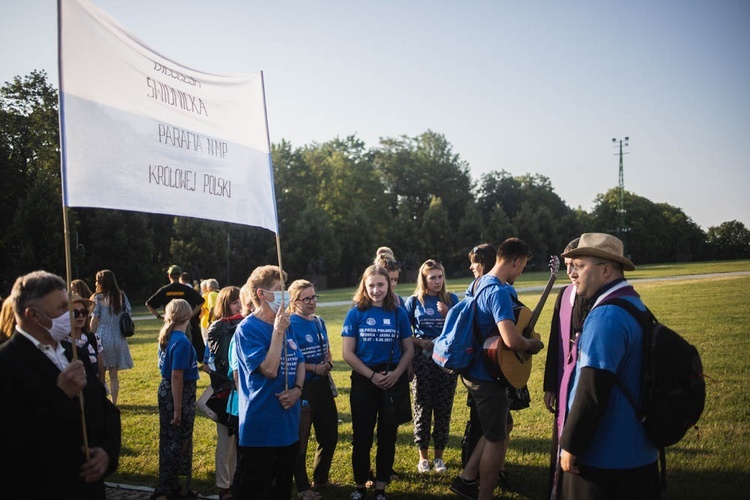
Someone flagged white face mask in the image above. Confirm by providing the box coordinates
[38,310,71,342]
[266,290,290,313]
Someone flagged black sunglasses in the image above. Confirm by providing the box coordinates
[73,309,89,318]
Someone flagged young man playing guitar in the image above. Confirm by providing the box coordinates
[450,238,544,500]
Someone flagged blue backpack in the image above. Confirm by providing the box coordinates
[432,280,497,374]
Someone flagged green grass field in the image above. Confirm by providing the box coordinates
[113,261,750,499]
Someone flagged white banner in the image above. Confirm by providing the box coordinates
[58,0,278,233]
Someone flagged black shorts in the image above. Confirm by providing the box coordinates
[461,376,509,442]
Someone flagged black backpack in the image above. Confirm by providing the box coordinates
[604,298,706,490]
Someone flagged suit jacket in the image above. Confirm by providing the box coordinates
[0,332,121,499]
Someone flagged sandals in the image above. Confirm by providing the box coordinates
[298,489,323,500]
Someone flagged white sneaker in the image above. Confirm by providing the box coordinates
[433,458,447,473]
[417,458,430,473]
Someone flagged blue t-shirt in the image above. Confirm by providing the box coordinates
[341,305,411,367]
[157,330,200,381]
[404,293,459,339]
[291,314,329,382]
[567,296,658,468]
[464,275,515,381]
[235,314,304,447]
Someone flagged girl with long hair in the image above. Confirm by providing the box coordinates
[153,299,200,500]
[404,259,459,474]
[205,286,243,500]
[342,265,414,500]
[90,269,133,404]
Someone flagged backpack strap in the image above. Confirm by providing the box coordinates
[598,297,667,493]
[469,278,505,360]
[600,297,649,417]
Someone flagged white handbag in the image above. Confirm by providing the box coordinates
[196,386,218,422]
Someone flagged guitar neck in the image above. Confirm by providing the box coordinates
[524,274,557,335]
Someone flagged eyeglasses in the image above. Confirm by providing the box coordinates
[73,309,89,318]
[299,295,320,304]
[567,262,608,273]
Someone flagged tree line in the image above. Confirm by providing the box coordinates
[1,71,748,298]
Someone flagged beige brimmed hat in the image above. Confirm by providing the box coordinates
[561,233,635,271]
[69,293,94,311]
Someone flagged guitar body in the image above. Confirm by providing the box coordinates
[482,255,560,389]
[482,306,541,388]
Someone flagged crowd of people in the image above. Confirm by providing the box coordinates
[0,232,661,500]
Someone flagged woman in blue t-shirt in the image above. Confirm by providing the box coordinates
[343,265,414,500]
[289,279,339,500]
[233,265,305,499]
[404,259,459,475]
[153,299,200,500]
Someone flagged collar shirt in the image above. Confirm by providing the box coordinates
[15,327,70,371]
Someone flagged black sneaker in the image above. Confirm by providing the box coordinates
[497,470,514,491]
[449,476,478,500]
[374,489,386,500]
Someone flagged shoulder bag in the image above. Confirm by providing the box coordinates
[381,310,412,426]
[119,293,135,338]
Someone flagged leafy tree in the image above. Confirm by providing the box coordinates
[298,136,388,286]
[476,171,523,221]
[657,204,707,261]
[4,176,64,280]
[3,70,745,293]
[170,217,228,285]
[374,131,474,270]
[0,71,62,290]
[75,209,157,296]
[590,189,707,264]
[455,201,486,274]
[706,221,750,260]
[485,203,516,248]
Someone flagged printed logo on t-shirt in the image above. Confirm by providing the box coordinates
[366,318,376,326]
[287,338,298,350]
[426,307,436,316]
[384,318,392,326]
[305,334,315,344]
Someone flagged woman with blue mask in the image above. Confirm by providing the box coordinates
[232,265,305,499]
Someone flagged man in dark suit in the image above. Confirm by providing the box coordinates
[0,270,121,499]
[146,264,205,362]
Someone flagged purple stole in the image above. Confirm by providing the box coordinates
[556,285,577,439]
[557,282,638,437]
[551,282,639,499]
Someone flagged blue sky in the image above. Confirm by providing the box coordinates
[2,0,748,230]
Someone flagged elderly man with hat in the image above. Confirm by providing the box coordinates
[146,264,206,363]
[557,233,660,499]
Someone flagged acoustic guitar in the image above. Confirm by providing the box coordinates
[482,255,561,388]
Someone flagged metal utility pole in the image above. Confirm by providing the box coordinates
[612,136,630,247]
